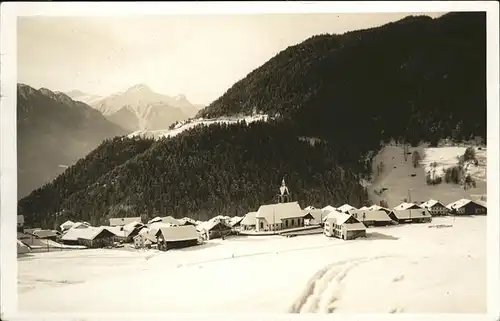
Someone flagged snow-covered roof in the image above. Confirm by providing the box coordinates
[70,222,91,229]
[148,216,181,226]
[109,217,142,227]
[337,204,358,213]
[156,225,199,242]
[148,222,176,237]
[393,202,421,211]
[350,210,392,222]
[60,220,75,230]
[178,217,197,225]
[256,202,305,223]
[304,206,316,211]
[367,205,391,212]
[61,227,105,241]
[420,199,445,209]
[344,222,367,231]
[31,229,59,238]
[391,209,431,220]
[228,216,243,227]
[446,199,474,209]
[359,206,369,210]
[240,212,258,226]
[321,205,337,213]
[197,218,231,232]
[324,211,352,225]
[302,209,326,223]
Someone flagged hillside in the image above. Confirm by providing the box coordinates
[18,121,370,229]
[199,12,486,148]
[17,84,127,199]
[367,142,487,208]
[18,12,487,228]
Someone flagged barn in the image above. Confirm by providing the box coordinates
[350,209,393,227]
[156,225,199,251]
[446,199,487,216]
[420,199,450,216]
[389,209,432,224]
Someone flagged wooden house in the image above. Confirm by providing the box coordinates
[77,228,116,248]
[109,217,142,227]
[420,199,450,216]
[446,199,487,216]
[323,211,366,240]
[240,211,258,231]
[350,209,393,227]
[156,225,199,251]
[302,209,326,226]
[197,218,232,240]
[389,209,432,224]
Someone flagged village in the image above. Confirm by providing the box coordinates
[16,179,488,255]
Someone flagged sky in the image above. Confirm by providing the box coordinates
[17,12,446,105]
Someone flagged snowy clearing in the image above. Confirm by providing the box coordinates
[127,114,269,139]
[421,147,487,182]
[18,216,485,314]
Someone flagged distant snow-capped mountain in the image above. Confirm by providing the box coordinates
[65,90,103,105]
[68,85,200,132]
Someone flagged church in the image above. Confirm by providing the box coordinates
[254,179,307,232]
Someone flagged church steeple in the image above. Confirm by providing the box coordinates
[277,178,291,203]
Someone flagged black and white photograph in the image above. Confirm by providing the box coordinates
[1,1,499,320]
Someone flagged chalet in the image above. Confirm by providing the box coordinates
[240,211,258,231]
[446,199,487,216]
[389,209,432,224]
[393,202,422,211]
[78,228,116,248]
[156,225,199,251]
[106,221,145,243]
[109,217,142,227]
[420,199,450,216]
[302,208,326,226]
[350,209,393,227]
[61,227,115,248]
[323,211,366,240]
[17,215,25,233]
[337,204,358,214]
[197,218,232,240]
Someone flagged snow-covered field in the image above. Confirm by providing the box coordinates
[421,147,487,182]
[127,114,269,140]
[18,216,485,314]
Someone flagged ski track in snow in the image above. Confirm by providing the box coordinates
[289,255,395,313]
